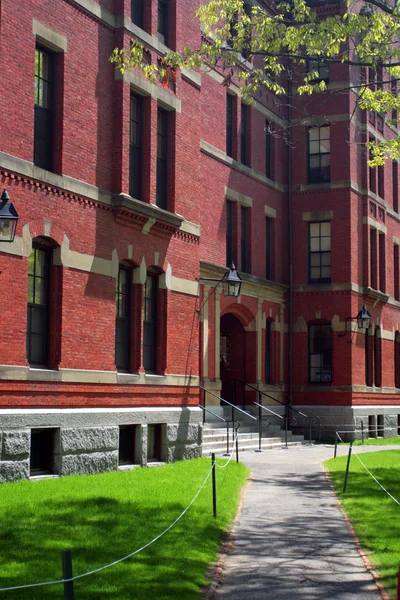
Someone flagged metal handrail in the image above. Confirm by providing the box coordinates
[198,395,242,455]
[253,401,283,420]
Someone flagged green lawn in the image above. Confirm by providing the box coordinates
[338,436,400,446]
[325,449,400,598]
[0,458,249,600]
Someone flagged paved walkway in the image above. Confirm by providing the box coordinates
[211,444,397,600]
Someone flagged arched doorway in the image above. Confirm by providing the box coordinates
[220,313,246,405]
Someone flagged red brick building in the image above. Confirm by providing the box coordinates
[0,0,399,481]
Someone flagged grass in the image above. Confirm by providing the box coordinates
[325,449,400,598]
[338,435,400,446]
[0,457,249,600]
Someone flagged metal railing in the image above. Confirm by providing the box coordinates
[198,390,243,455]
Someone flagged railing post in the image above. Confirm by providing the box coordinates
[284,414,288,449]
[61,550,74,600]
[212,453,217,518]
[309,417,312,445]
[256,392,262,452]
[343,441,353,493]
[226,421,230,456]
[235,428,239,463]
[203,389,206,425]
[361,421,364,444]
[334,432,338,458]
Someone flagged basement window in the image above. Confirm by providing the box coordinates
[119,425,137,466]
[147,424,163,462]
[30,428,57,475]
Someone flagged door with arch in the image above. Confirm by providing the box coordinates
[220,313,246,405]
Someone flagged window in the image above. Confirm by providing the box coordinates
[119,426,137,465]
[391,78,398,123]
[226,93,234,158]
[240,103,249,166]
[308,125,330,183]
[393,162,398,213]
[377,414,384,436]
[241,2,252,61]
[27,245,50,366]
[240,206,249,273]
[143,273,158,373]
[395,331,400,388]
[369,138,377,193]
[394,245,399,301]
[265,217,273,280]
[309,222,331,282]
[309,323,332,383]
[115,267,131,371]
[370,228,378,289]
[368,415,376,438]
[131,0,144,28]
[379,233,385,292]
[226,200,235,267]
[129,94,143,200]
[265,120,272,178]
[147,424,162,461]
[307,59,329,83]
[378,164,384,197]
[156,108,168,209]
[377,114,384,134]
[374,327,382,387]
[34,47,54,171]
[30,429,56,475]
[158,0,168,45]
[365,330,373,386]
[265,320,272,384]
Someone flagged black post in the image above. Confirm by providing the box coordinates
[61,550,74,600]
[284,415,288,449]
[309,417,312,445]
[334,433,338,458]
[343,442,353,493]
[361,421,364,444]
[225,421,230,456]
[203,389,206,424]
[211,453,217,518]
[235,430,239,463]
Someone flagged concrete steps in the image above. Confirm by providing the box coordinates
[202,426,307,456]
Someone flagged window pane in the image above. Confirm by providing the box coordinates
[320,139,330,153]
[320,154,331,167]
[309,222,320,237]
[309,128,319,141]
[309,155,320,168]
[310,253,321,266]
[310,237,320,252]
[321,252,331,266]
[309,141,320,155]
[321,266,331,278]
[320,237,331,251]
[310,267,320,279]
[320,222,330,236]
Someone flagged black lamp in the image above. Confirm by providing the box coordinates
[0,189,19,243]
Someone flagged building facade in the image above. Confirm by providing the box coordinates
[0,0,399,481]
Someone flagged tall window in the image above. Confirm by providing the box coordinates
[374,327,382,387]
[309,222,331,282]
[265,320,272,384]
[378,164,384,198]
[379,233,386,292]
[393,161,398,213]
[115,267,131,371]
[131,0,144,28]
[158,0,168,45]
[34,47,54,171]
[365,330,373,387]
[309,323,332,383]
[265,120,272,178]
[395,244,400,301]
[226,200,234,267]
[156,108,168,209]
[129,94,143,200]
[370,228,378,289]
[240,206,249,273]
[308,125,330,183]
[226,93,234,158]
[240,103,249,166]
[265,217,273,280]
[369,138,377,193]
[27,245,50,366]
[395,331,400,388]
[307,59,329,83]
[241,2,252,61]
[143,273,158,373]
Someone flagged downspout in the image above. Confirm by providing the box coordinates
[287,61,293,410]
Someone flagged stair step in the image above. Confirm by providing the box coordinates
[202,439,311,456]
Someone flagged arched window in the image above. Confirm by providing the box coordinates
[27,238,61,367]
[374,326,382,387]
[308,321,332,383]
[115,265,132,371]
[395,332,400,389]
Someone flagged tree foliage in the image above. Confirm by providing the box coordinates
[110,0,400,164]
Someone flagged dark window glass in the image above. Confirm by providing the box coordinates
[156,109,168,209]
[30,429,55,475]
[226,94,234,157]
[365,330,372,386]
[147,424,162,461]
[374,328,382,387]
[115,267,131,371]
[379,233,385,292]
[369,138,377,193]
[378,165,384,198]
[241,206,249,273]
[265,120,272,178]
[394,245,399,301]
[309,324,332,383]
[393,161,398,213]
[266,217,272,280]
[391,79,398,122]
[309,222,331,282]
[241,3,252,60]
[158,0,168,45]
[265,320,272,384]
[119,426,136,465]
[377,114,384,133]
[27,246,50,366]
[307,59,329,82]
[34,47,54,171]
[131,0,144,28]
[240,103,248,166]
[143,274,158,373]
[129,94,143,200]
[370,228,377,289]
[308,125,330,183]
[226,200,234,267]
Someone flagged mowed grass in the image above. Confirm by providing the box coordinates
[325,450,400,598]
[0,458,249,600]
[339,435,400,446]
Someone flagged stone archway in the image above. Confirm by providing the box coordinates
[220,313,246,405]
